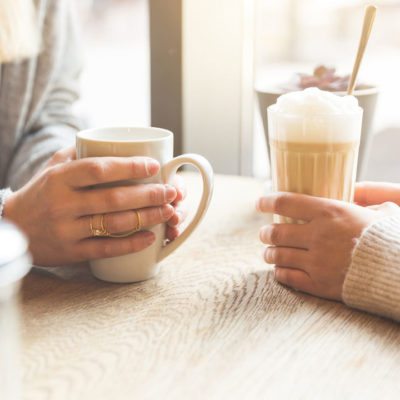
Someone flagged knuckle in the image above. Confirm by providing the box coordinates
[88,160,107,182]
[105,189,124,209]
[44,166,60,185]
[320,203,343,219]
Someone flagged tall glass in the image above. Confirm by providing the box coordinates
[267,108,363,223]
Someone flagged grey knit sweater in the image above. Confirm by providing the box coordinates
[0,0,83,194]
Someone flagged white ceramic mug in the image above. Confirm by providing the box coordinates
[76,127,214,283]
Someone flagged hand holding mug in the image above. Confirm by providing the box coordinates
[3,147,185,267]
[76,127,213,283]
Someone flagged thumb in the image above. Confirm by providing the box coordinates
[355,182,400,206]
[42,146,76,170]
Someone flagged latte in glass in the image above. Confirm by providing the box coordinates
[268,87,363,223]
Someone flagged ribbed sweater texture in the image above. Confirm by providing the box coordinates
[343,215,400,322]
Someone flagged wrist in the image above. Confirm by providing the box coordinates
[1,190,17,223]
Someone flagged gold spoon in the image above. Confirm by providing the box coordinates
[347,5,377,95]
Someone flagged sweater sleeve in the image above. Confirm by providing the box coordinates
[0,188,12,219]
[5,3,84,190]
[343,215,400,322]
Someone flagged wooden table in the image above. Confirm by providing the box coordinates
[21,173,400,399]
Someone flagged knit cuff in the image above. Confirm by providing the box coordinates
[343,215,400,321]
[0,188,12,219]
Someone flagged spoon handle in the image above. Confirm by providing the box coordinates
[347,5,377,95]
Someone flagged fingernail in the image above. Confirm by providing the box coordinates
[168,227,180,241]
[161,204,174,219]
[169,212,180,227]
[255,199,261,212]
[165,185,177,202]
[264,247,272,263]
[174,211,182,224]
[259,227,267,242]
[146,159,160,176]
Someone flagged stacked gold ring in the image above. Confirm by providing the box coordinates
[89,210,142,238]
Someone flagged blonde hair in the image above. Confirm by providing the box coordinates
[0,0,41,63]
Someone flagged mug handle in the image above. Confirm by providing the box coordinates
[157,154,214,262]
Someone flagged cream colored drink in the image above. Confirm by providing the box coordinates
[267,87,363,223]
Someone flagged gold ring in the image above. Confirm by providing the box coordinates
[90,215,106,237]
[100,210,142,238]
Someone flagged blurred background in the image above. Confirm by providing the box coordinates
[254,0,400,181]
[73,0,400,181]
[73,0,150,128]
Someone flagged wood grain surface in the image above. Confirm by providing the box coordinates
[20,173,400,400]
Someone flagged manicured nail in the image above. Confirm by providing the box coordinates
[174,211,182,224]
[146,159,160,176]
[259,227,268,242]
[161,204,174,219]
[165,185,177,202]
[264,247,273,263]
[168,211,180,227]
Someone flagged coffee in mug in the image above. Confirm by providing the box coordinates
[76,127,214,283]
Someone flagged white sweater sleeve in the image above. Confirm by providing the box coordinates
[343,215,400,322]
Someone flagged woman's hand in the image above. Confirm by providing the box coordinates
[3,147,185,267]
[256,192,400,301]
[355,182,400,206]
[166,174,187,241]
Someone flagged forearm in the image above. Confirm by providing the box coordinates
[343,215,400,322]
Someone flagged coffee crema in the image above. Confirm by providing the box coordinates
[270,139,360,223]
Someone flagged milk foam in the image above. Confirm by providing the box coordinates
[268,88,363,143]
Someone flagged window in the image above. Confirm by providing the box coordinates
[254,0,400,178]
[74,0,150,128]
